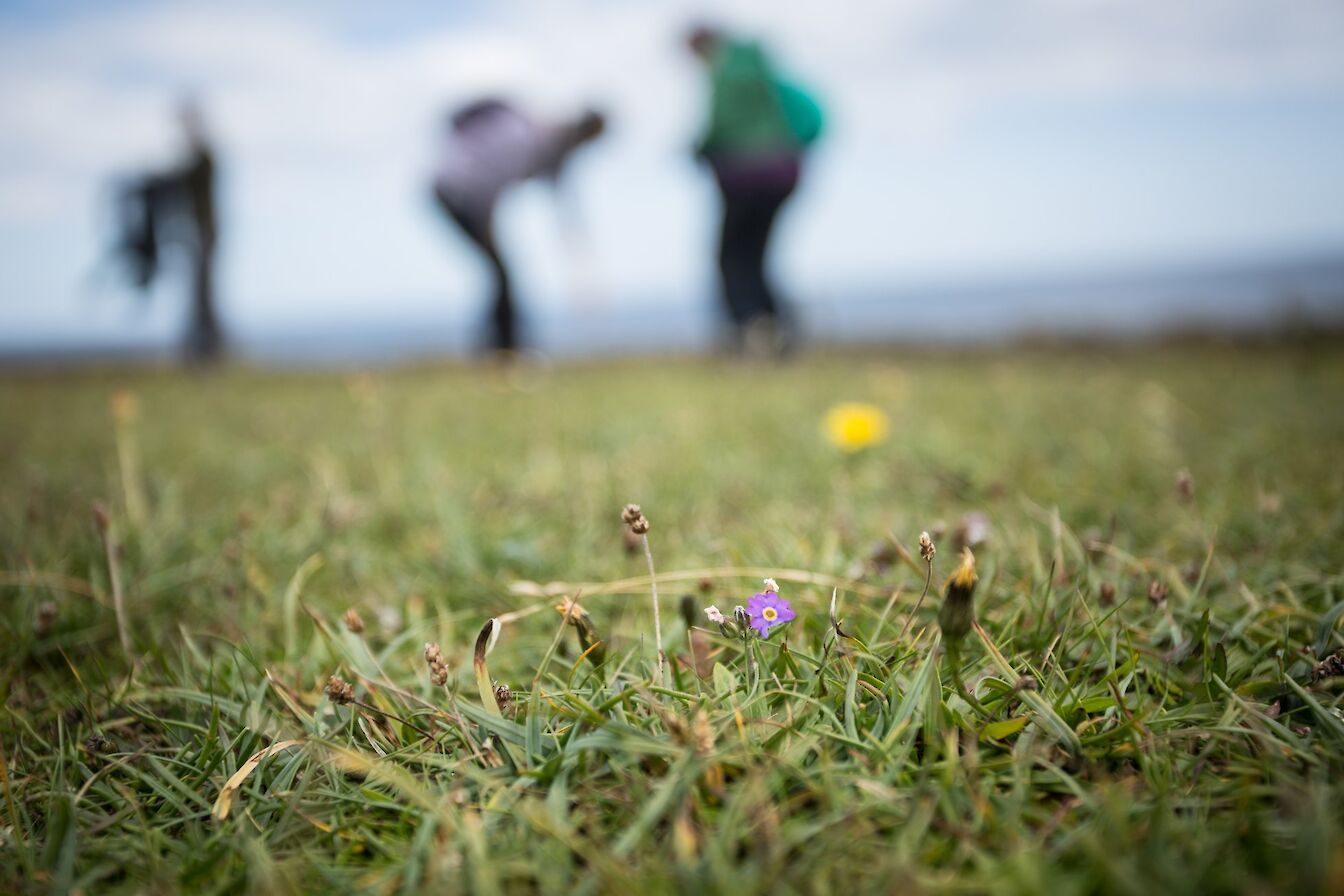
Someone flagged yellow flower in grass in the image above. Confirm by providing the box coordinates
[823,402,890,453]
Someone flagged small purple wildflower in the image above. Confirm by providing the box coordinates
[745,591,796,638]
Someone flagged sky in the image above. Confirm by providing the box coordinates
[2,0,1344,346]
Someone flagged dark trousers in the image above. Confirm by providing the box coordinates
[185,242,222,363]
[437,191,517,353]
[715,174,797,341]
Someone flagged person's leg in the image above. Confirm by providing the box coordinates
[717,187,756,348]
[484,243,515,353]
[742,183,793,321]
[443,198,516,353]
[186,241,223,362]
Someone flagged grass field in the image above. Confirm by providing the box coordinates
[2,344,1343,894]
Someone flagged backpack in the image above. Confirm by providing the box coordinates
[776,80,824,148]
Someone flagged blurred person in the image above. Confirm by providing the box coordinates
[432,99,606,355]
[687,25,823,356]
[110,100,222,363]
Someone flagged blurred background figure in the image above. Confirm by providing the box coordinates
[687,24,824,357]
[4,4,1343,364]
[109,99,222,363]
[432,99,606,355]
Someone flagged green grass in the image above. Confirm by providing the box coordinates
[2,344,1343,894]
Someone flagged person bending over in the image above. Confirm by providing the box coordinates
[432,99,605,354]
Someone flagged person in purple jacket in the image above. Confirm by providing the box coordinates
[432,99,605,354]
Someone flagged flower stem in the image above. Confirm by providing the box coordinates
[898,558,935,643]
[946,640,986,715]
[640,533,665,683]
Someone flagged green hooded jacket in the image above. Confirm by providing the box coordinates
[697,39,823,158]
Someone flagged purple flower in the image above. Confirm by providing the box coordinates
[745,591,795,638]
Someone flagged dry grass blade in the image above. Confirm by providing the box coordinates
[211,740,304,821]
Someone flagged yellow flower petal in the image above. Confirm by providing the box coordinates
[823,402,891,452]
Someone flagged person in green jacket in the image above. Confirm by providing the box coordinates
[687,25,823,354]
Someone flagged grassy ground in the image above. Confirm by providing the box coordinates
[2,344,1343,894]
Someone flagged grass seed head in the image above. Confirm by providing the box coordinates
[691,708,715,755]
[1311,648,1344,682]
[919,531,936,563]
[424,642,449,686]
[1147,579,1169,606]
[325,675,354,705]
[1175,468,1195,502]
[622,503,650,534]
[84,733,114,754]
[34,601,58,637]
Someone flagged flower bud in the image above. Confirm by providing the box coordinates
[937,547,978,643]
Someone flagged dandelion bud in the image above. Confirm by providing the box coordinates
[343,608,365,634]
[325,675,354,705]
[679,594,697,628]
[918,531,936,563]
[937,548,978,644]
[556,599,605,667]
[554,598,588,622]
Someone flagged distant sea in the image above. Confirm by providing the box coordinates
[5,252,1344,366]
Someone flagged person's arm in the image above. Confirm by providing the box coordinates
[534,113,603,182]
